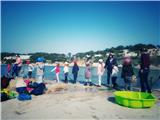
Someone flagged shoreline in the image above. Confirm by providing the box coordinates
[1,63,160,70]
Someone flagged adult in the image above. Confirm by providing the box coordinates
[104,53,117,86]
[139,48,151,93]
[121,56,134,91]
[72,61,79,84]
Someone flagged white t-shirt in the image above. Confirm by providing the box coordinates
[111,66,119,77]
[28,64,34,72]
[63,66,69,73]
[36,63,44,76]
[97,63,104,75]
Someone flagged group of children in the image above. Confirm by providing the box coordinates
[50,61,79,84]
[6,47,152,93]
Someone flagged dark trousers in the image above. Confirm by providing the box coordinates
[28,71,32,79]
[124,76,132,91]
[107,71,112,85]
[111,76,117,87]
[64,73,68,83]
[139,69,151,93]
[12,66,21,77]
[73,73,78,84]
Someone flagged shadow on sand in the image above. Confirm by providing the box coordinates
[107,96,117,104]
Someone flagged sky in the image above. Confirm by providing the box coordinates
[1,1,160,54]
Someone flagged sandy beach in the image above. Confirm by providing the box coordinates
[1,80,160,120]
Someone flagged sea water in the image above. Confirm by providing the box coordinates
[1,64,160,89]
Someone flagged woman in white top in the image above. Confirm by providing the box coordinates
[97,59,104,87]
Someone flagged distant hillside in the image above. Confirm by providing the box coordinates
[1,44,160,66]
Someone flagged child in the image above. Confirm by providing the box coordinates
[72,61,79,84]
[35,60,45,84]
[51,63,60,83]
[111,65,119,89]
[26,60,34,79]
[7,63,11,77]
[84,62,92,86]
[63,62,69,83]
[121,56,134,91]
[97,59,104,87]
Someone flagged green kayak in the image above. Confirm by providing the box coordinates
[114,91,157,108]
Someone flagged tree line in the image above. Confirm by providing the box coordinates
[1,44,160,66]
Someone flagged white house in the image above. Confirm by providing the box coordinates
[123,49,137,57]
[94,54,102,57]
[19,55,31,60]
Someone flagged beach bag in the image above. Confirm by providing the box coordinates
[131,75,137,83]
[30,83,46,95]
[18,93,31,101]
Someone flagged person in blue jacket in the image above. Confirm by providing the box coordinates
[72,61,79,84]
[104,53,117,86]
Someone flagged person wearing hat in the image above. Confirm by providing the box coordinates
[63,62,69,83]
[139,48,151,93]
[104,53,117,86]
[72,61,79,84]
[35,58,45,84]
[97,59,104,87]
